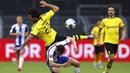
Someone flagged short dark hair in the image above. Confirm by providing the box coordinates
[107,5,116,12]
[56,45,65,54]
[28,7,40,18]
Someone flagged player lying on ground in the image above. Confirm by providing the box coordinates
[47,37,80,73]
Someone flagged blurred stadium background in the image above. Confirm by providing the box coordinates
[0,0,130,73]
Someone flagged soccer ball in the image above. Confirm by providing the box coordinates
[65,18,76,29]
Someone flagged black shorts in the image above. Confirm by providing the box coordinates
[46,34,66,51]
[94,45,105,54]
[105,43,118,55]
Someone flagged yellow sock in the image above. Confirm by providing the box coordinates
[105,59,113,72]
[72,35,88,41]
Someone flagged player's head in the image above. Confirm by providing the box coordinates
[107,6,116,17]
[28,7,40,23]
[56,45,65,55]
[96,19,102,26]
[16,15,23,25]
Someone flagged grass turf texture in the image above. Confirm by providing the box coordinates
[0,62,130,73]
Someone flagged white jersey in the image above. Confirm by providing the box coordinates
[10,23,28,47]
[47,38,70,61]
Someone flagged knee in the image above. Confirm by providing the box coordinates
[109,54,115,61]
[52,68,60,73]
[20,50,24,55]
[69,57,80,67]
[75,61,80,67]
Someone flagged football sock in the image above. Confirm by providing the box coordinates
[18,55,24,68]
[105,59,113,72]
[74,67,80,73]
[72,35,88,41]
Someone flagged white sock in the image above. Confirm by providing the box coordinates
[18,55,24,68]
[74,67,80,73]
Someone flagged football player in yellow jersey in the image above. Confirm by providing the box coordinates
[97,6,126,73]
[91,19,105,69]
[16,0,92,73]
[15,0,92,52]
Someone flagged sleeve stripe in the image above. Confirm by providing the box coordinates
[51,10,55,14]
[30,33,37,36]
[47,42,57,60]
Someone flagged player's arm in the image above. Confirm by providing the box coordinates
[25,26,29,37]
[25,32,29,37]
[97,28,102,42]
[119,18,126,42]
[40,0,59,13]
[120,26,126,42]
[49,61,69,67]
[122,27,126,37]
[90,27,96,39]
[9,25,21,36]
[9,32,21,36]
[97,20,104,45]
[48,48,69,67]
[18,34,34,50]
[102,28,105,42]
[67,37,78,52]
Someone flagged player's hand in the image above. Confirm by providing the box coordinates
[13,48,18,51]
[16,32,22,36]
[13,47,21,52]
[40,0,48,7]
[73,45,78,52]
[63,62,70,67]
[13,48,17,51]
[74,47,78,52]
[120,35,125,42]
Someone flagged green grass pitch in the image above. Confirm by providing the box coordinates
[0,62,130,73]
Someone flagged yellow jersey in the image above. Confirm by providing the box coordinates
[30,10,57,46]
[91,26,105,45]
[99,17,124,44]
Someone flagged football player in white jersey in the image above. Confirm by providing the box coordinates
[9,15,28,71]
[47,37,80,73]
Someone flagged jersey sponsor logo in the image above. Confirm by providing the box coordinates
[106,26,118,29]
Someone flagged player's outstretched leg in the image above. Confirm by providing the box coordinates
[71,35,93,41]
[68,57,80,73]
[18,49,24,71]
